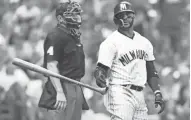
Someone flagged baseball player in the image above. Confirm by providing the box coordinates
[94,1,165,120]
[38,1,89,120]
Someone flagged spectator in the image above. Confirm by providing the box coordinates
[157,0,187,54]
[11,0,41,41]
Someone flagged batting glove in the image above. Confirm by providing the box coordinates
[155,92,165,114]
[94,66,107,88]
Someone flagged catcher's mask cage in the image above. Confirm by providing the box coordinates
[56,1,83,28]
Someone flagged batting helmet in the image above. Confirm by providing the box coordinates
[113,1,135,26]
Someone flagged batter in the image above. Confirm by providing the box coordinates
[93,1,165,120]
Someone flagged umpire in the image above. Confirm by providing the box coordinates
[38,1,89,120]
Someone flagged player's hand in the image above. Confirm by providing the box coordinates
[94,67,107,88]
[155,92,165,114]
[54,91,67,110]
[96,77,107,88]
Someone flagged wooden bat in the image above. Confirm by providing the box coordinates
[12,58,107,95]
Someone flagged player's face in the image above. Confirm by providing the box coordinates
[64,12,82,23]
[116,12,135,28]
[63,7,83,28]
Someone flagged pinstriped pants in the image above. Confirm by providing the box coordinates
[104,85,148,120]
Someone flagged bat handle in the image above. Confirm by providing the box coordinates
[98,87,108,95]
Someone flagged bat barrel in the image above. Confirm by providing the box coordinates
[12,58,59,76]
[12,58,108,95]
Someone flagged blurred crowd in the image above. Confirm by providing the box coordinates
[0,0,190,120]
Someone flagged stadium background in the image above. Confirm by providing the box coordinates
[0,0,189,120]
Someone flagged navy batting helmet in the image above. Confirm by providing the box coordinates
[113,1,135,26]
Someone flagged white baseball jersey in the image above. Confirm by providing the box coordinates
[97,30,155,87]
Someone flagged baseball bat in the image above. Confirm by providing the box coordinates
[12,58,107,95]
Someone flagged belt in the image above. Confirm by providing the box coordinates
[122,84,143,91]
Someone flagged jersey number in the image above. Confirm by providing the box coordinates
[47,46,53,55]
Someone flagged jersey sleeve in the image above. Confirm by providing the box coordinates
[97,41,117,68]
[145,40,155,61]
[45,34,63,62]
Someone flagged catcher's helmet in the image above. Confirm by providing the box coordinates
[56,1,83,28]
[113,1,135,26]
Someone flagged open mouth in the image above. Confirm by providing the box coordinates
[123,22,130,27]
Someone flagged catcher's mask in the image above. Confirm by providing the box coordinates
[56,1,83,29]
[113,1,135,28]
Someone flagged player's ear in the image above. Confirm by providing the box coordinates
[57,15,65,23]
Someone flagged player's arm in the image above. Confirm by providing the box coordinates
[146,61,165,114]
[94,63,110,88]
[145,40,165,114]
[45,35,66,110]
[47,62,63,93]
[45,35,63,93]
[145,40,161,93]
[94,41,116,88]
[146,61,160,94]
